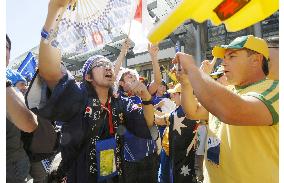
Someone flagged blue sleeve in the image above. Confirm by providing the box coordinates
[176,107,185,118]
[27,72,87,122]
[120,97,152,139]
[164,93,170,98]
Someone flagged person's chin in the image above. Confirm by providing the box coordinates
[227,79,237,85]
[106,81,114,87]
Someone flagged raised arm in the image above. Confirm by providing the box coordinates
[39,0,72,89]
[177,70,209,120]
[148,43,162,95]
[173,53,274,126]
[178,57,216,120]
[6,87,38,132]
[126,80,154,127]
[114,38,130,77]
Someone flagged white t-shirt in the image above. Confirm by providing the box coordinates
[195,124,207,155]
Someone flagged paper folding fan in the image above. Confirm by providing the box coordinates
[49,0,138,57]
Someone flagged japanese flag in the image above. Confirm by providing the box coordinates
[125,0,154,53]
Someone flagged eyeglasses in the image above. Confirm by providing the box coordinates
[89,61,114,71]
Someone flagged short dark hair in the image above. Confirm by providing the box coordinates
[161,80,169,90]
[261,58,269,76]
[119,71,131,82]
[83,77,114,97]
[245,48,269,76]
[6,34,11,51]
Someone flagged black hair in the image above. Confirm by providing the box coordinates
[262,58,269,76]
[118,85,124,92]
[84,73,114,97]
[6,34,11,51]
[161,80,169,90]
[142,78,149,86]
[119,71,130,82]
[89,71,94,80]
[117,71,129,92]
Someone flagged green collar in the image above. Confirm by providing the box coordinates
[234,78,266,91]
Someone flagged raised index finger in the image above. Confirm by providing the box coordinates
[210,57,217,66]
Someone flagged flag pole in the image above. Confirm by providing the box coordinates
[127,0,139,37]
[124,0,139,56]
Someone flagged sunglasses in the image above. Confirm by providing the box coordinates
[211,73,224,80]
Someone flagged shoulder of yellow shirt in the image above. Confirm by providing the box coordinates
[235,79,279,125]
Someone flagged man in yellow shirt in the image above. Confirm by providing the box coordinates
[173,35,278,183]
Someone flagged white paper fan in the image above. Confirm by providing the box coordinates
[49,0,138,58]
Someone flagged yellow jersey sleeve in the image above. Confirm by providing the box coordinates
[241,80,279,125]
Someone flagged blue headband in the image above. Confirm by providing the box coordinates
[82,55,111,80]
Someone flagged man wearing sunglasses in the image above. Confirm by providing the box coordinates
[175,35,278,183]
[26,1,155,182]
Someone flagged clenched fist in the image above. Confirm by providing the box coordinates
[124,80,152,101]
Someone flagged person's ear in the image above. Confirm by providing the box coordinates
[85,73,93,82]
[249,53,262,67]
[256,54,264,67]
[119,80,125,87]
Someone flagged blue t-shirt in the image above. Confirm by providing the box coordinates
[152,93,170,106]
[29,72,152,183]
[152,93,170,136]
[119,90,157,162]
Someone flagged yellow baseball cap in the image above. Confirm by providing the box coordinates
[212,35,269,60]
[167,83,181,94]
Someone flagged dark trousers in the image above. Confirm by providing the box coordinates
[123,153,159,183]
[6,156,30,183]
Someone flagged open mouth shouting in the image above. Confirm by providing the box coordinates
[105,72,113,80]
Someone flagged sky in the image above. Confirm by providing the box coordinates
[7,0,49,64]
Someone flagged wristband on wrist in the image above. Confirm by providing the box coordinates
[41,28,50,41]
[142,99,153,105]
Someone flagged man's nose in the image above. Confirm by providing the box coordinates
[222,58,229,66]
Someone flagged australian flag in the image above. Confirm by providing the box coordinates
[169,106,198,183]
[17,52,37,81]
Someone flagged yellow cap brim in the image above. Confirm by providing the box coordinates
[167,89,176,94]
[212,46,226,58]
